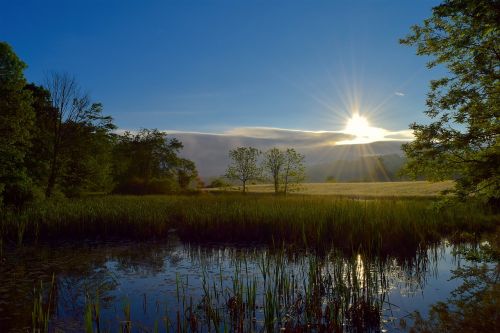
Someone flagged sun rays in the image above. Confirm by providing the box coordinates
[339,112,386,145]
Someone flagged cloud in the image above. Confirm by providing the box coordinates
[116,126,412,178]
[383,129,413,140]
[121,126,413,145]
[223,127,352,146]
[169,127,355,148]
[394,91,405,96]
[165,127,412,178]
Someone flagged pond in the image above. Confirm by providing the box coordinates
[0,238,468,332]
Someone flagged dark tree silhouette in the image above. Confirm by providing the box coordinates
[43,72,114,197]
[0,42,34,206]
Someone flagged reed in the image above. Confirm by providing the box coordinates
[31,274,55,333]
[65,247,422,332]
[1,193,496,254]
[21,240,464,332]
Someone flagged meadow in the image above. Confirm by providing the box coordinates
[212,181,455,198]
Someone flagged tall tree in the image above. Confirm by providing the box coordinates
[400,0,499,203]
[0,42,34,206]
[263,148,286,194]
[24,84,57,190]
[225,147,261,193]
[282,149,305,195]
[43,72,114,197]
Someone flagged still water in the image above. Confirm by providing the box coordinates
[0,238,466,332]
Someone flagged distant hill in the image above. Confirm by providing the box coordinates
[306,154,406,182]
[171,131,407,181]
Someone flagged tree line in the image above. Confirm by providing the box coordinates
[225,147,305,194]
[0,42,199,207]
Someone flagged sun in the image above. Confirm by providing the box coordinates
[338,113,385,144]
[345,114,371,136]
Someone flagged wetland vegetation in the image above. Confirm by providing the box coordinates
[1,191,497,331]
[1,194,496,253]
[1,0,499,331]
[1,235,493,332]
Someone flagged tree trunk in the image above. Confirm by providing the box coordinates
[283,162,290,195]
[242,180,246,193]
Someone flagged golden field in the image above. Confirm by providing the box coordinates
[213,181,454,197]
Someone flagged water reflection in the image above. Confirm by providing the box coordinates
[0,239,463,332]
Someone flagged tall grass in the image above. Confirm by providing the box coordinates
[0,193,497,253]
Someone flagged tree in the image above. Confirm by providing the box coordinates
[0,42,35,206]
[282,148,305,195]
[112,129,196,194]
[225,147,261,193]
[23,84,57,190]
[59,113,116,196]
[411,239,499,332]
[263,148,286,194]
[400,0,500,204]
[43,72,115,197]
[177,158,198,190]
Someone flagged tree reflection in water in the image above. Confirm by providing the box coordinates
[0,240,461,332]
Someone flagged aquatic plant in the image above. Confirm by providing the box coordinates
[0,194,496,255]
[31,274,55,333]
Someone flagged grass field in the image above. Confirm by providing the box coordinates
[212,181,454,197]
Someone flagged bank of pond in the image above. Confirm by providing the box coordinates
[0,194,498,332]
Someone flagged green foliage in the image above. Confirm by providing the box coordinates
[225,147,262,193]
[282,148,305,194]
[206,177,230,189]
[58,108,116,197]
[41,72,116,198]
[0,45,198,201]
[176,158,198,190]
[23,84,55,189]
[262,148,286,194]
[0,42,35,207]
[262,147,306,194]
[112,129,196,194]
[400,0,500,204]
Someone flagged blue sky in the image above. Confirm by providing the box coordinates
[1,0,441,135]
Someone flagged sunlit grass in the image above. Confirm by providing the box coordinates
[213,181,454,197]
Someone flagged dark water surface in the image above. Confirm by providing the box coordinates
[0,238,467,332]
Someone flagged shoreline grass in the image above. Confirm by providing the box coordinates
[1,193,497,254]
